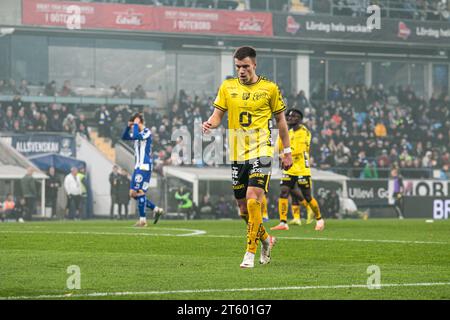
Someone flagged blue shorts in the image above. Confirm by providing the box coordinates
[130,169,151,193]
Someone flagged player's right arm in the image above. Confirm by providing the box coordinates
[121,121,134,140]
[202,108,225,133]
[203,82,227,133]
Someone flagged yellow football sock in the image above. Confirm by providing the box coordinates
[261,194,268,220]
[292,205,301,220]
[309,198,322,220]
[246,199,262,254]
[278,198,288,223]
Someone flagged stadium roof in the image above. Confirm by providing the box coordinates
[0,140,47,179]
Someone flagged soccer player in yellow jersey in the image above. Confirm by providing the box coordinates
[271,109,325,231]
[202,46,293,268]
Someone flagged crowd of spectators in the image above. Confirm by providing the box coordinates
[2,76,449,180]
[298,83,449,178]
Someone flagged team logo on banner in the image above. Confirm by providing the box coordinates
[398,21,411,40]
[286,15,300,34]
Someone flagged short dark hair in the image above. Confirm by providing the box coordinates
[129,112,144,124]
[287,109,303,120]
[233,46,257,61]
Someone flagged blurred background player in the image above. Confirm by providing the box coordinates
[391,167,405,219]
[271,109,325,231]
[122,113,164,227]
[203,46,293,268]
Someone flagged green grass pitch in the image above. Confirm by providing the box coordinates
[0,218,449,300]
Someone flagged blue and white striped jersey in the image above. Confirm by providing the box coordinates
[121,124,153,171]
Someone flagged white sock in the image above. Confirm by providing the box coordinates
[140,217,147,223]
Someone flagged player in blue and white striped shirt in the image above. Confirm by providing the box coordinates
[122,113,164,227]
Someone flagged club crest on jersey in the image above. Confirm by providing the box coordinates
[253,92,268,101]
[135,174,143,183]
[242,92,251,100]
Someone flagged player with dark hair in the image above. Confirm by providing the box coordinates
[271,109,325,231]
[203,46,293,268]
[122,113,164,227]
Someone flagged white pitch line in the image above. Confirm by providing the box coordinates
[198,234,448,245]
[0,228,206,237]
[2,282,450,300]
[0,230,447,245]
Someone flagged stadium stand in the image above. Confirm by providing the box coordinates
[1,80,449,180]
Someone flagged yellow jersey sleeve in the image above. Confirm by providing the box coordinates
[213,83,227,112]
[270,84,286,115]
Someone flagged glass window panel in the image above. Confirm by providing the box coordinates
[49,37,95,88]
[12,35,48,85]
[257,56,274,82]
[176,53,220,97]
[372,61,409,92]
[95,39,164,93]
[329,59,365,86]
[410,63,426,98]
[310,58,326,100]
[432,64,449,95]
[0,37,10,80]
[276,57,293,95]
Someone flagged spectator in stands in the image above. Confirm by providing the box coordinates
[20,167,38,221]
[109,165,120,219]
[4,107,15,131]
[48,112,64,132]
[117,168,131,220]
[110,113,124,147]
[16,107,32,132]
[63,114,77,134]
[64,167,82,220]
[295,90,310,109]
[76,113,90,140]
[18,80,30,96]
[45,166,61,219]
[111,85,127,98]
[131,84,147,99]
[44,81,57,96]
[60,80,74,97]
[362,161,379,179]
[96,105,112,138]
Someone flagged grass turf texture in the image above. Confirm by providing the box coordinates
[0,219,449,300]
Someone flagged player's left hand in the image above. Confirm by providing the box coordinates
[282,152,293,171]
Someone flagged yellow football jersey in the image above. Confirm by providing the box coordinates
[277,125,312,176]
[214,76,286,161]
